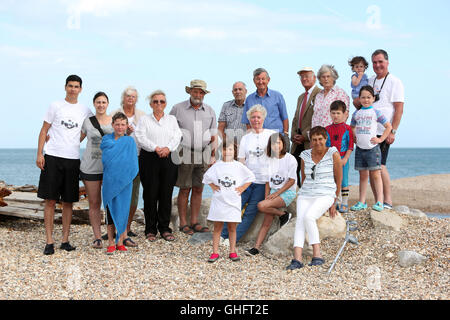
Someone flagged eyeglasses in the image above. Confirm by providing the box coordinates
[152,100,166,104]
[311,164,316,180]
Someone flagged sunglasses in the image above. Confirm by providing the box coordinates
[311,164,317,180]
[152,100,166,104]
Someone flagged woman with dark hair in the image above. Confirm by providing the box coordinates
[246,132,298,256]
[80,92,113,248]
[286,126,342,270]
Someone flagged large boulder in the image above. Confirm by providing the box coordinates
[263,212,346,257]
[370,210,405,231]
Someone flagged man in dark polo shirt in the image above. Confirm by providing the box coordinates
[170,80,217,235]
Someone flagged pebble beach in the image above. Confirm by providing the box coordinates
[0,211,448,300]
[0,174,449,300]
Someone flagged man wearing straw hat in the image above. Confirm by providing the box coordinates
[170,79,217,236]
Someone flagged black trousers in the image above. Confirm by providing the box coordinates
[292,143,305,188]
[139,150,178,236]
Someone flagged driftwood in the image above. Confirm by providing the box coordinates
[0,190,91,223]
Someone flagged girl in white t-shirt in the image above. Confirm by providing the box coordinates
[246,133,298,256]
[202,140,255,263]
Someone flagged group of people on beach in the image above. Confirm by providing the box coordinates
[36,48,404,270]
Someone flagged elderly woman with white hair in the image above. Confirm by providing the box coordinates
[311,64,350,128]
[135,90,182,242]
[109,86,146,245]
[221,104,276,244]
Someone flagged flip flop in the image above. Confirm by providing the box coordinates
[92,239,103,249]
[179,225,194,235]
[123,237,138,247]
[191,223,210,233]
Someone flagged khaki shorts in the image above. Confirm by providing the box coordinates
[131,174,140,207]
[176,161,208,189]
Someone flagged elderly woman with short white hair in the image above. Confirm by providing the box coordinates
[311,64,350,128]
[221,104,276,243]
[135,90,182,242]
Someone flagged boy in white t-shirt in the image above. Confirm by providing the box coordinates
[36,75,92,255]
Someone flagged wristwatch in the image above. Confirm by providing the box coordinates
[391,129,397,134]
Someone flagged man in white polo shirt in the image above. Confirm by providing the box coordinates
[369,49,405,209]
[36,75,92,255]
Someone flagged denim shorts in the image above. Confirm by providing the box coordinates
[270,188,297,207]
[354,145,381,171]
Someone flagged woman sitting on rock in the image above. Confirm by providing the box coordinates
[286,126,342,270]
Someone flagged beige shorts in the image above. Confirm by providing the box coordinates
[176,161,208,189]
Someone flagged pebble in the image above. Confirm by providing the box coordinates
[0,213,448,300]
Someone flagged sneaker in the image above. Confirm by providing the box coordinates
[106,245,116,255]
[245,248,260,256]
[350,202,367,211]
[308,257,325,266]
[208,253,219,263]
[116,245,127,252]
[220,237,230,247]
[229,252,240,262]
[60,242,76,252]
[383,203,393,210]
[43,243,54,255]
[279,211,292,228]
[372,201,384,212]
[286,259,304,270]
[339,204,349,213]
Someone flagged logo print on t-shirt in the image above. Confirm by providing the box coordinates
[249,146,264,157]
[61,119,79,129]
[218,176,236,188]
[270,175,285,186]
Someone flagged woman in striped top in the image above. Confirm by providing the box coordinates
[286,126,342,270]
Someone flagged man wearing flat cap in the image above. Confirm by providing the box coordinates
[170,79,217,235]
[290,67,321,186]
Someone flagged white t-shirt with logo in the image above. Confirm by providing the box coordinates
[202,160,256,222]
[267,153,298,192]
[350,106,387,150]
[369,73,404,135]
[43,100,92,159]
[238,129,275,184]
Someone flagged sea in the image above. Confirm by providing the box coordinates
[1,148,449,214]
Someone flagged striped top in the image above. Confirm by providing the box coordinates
[299,147,338,198]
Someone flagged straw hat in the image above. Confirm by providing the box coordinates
[185,79,210,94]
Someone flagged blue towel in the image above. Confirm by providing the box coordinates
[101,133,138,243]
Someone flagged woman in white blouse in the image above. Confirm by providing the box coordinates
[135,90,182,242]
[286,126,342,270]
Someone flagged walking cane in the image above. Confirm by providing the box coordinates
[327,220,358,274]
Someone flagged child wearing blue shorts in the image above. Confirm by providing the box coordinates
[350,86,392,212]
[326,100,354,213]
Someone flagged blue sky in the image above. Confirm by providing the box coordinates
[1,0,449,148]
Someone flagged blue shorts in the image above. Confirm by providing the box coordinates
[341,156,349,188]
[270,188,296,207]
[354,145,381,171]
